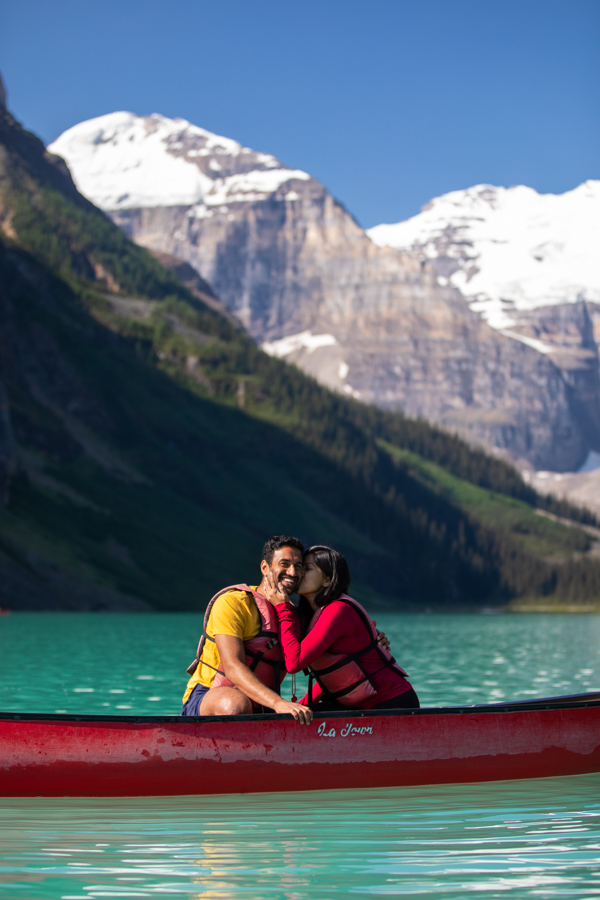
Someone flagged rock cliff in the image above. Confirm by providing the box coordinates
[368,183,600,475]
[5,91,600,608]
[49,114,598,471]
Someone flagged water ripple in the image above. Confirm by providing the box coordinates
[0,778,598,899]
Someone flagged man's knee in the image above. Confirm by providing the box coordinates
[218,691,252,715]
[200,686,252,716]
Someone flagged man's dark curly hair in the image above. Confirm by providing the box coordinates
[262,535,304,565]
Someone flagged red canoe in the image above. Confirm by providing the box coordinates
[1,693,599,797]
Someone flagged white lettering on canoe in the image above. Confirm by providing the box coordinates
[340,722,373,737]
[317,721,336,737]
[317,721,373,737]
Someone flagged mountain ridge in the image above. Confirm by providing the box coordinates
[4,98,600,608]
[48,112,600,473]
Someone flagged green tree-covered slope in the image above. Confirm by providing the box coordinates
[1,101,599,611]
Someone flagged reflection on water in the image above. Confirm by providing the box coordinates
[0,613,599,898]
[0,778,599,899]
[0,612,598,714]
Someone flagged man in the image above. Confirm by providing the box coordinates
[181,535,313,723]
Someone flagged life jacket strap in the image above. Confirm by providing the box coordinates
[310,636,378,677]
[307,595,409,703]
[187,583,280,677]
[319,672,373,700]
[335,596,409,678]
[194,629,282,695]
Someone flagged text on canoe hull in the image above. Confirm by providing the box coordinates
[318,721,373,738]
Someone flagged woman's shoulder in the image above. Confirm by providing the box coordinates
[322,597,356,617]
[324,596,371,625]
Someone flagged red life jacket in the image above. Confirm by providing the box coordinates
[307,594,408,708]
[186,584,284,701]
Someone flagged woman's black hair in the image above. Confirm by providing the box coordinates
[303,544,351,609]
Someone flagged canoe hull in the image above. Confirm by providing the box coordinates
[1,703,600,797]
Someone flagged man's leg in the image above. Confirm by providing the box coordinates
[200,686,252,716]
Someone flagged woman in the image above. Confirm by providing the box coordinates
[269,545,419,711]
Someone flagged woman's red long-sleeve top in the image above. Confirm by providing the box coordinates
[275,600,412,709]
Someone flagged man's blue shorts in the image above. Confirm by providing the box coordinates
[180,683,210,716]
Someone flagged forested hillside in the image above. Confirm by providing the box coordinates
[1,99,599,611]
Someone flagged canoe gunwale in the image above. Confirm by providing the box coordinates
[1,692,599,725]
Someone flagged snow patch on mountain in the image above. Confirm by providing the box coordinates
[497,330,554,354]
[202,169,309,206]
[367,182,600,329]
[48,111,310,211]
[262,331,338,357]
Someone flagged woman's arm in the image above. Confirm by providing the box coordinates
[275,602,352,673]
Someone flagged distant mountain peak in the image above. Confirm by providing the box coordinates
[367,181,600,329]
[48,111,310,211]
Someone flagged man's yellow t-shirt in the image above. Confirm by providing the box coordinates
[182,587,261,702]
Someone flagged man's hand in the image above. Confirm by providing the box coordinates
[372,619,391,652]
[273,698,313,724]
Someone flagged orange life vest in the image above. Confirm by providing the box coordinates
[186,584,284,701]
[307,594,408,708]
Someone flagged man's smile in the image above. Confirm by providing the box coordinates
[279,575,298,591]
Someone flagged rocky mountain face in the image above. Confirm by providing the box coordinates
[2,93,532,610]
[49,114,600,472]
[6,85,600,609]
[368,182,600,474]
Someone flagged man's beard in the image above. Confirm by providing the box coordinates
[271,568,298,595]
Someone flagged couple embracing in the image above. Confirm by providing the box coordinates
[181,535,419,722]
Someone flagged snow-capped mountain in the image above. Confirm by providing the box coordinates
[367,182,600,332]
[47,112,600,472]
[48,112,310,211]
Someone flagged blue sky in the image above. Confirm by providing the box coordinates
[1,0,598,227]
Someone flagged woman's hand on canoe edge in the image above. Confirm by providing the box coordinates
[273,698,313,724]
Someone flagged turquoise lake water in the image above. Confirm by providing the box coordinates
[0,612,599,899]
